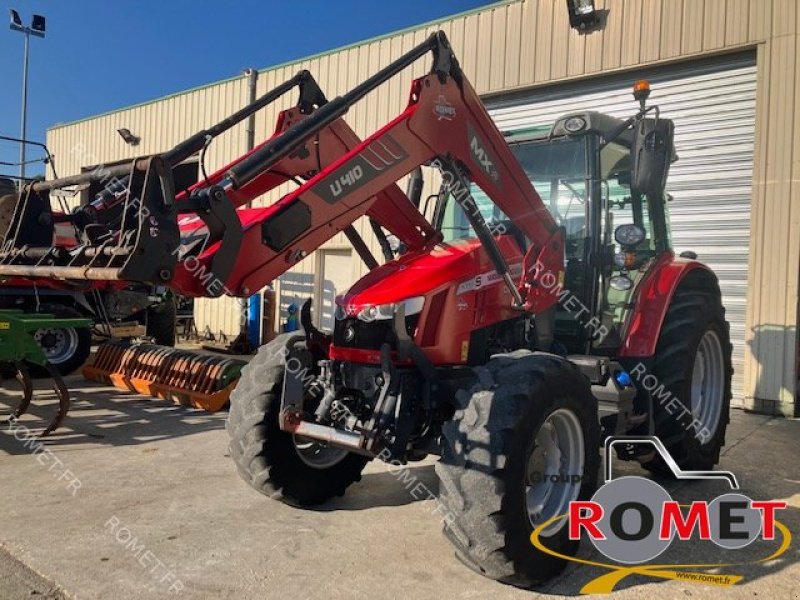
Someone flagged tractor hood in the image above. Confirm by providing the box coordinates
[339,239,480,314]
[337,235,522,316]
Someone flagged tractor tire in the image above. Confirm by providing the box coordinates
[436,351,599,587]
[226,334,369,507]
[146,298,176,347]
[0,193,17,243]
[642,290,732,474]
[28,303,92,378]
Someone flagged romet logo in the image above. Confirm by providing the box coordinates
[530,436,791,594]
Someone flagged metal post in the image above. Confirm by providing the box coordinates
[10,11,45,182]
[19,29,29,180]
[244,68,260,349]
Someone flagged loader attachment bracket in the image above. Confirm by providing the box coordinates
[180,185,243,295]
[297,71,328,114]
[118,155,180,282]
[0,156,180,284]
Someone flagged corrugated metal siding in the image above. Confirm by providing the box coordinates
[45,0,799,411]
[488,55,756,403]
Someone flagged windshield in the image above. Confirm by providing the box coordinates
[437,135,666,254]
[439,137,588,244]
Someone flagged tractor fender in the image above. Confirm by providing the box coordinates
[618,252,719,358]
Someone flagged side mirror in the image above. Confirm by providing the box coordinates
[631,117,674,197]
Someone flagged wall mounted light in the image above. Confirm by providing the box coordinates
[566,0,600,31]
[117,128,141,146]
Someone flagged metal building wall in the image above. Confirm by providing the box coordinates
[47,0,800,413]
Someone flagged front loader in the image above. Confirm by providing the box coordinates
[0,70,436,411]
[0,31,732,587]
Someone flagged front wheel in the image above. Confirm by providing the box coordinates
[226,334,368,507]
[436,351,600,587]
[28,303,92,377]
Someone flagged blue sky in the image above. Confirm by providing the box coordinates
[0,0,497,177]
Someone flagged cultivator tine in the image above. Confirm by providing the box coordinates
[7,360,33,421]
[82,342,246,412]
[2,360,70,437]
[42,364,70,437]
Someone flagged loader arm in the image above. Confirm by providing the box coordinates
[170,109,438,296]
[0,71,435,294]
[190,32,563,310]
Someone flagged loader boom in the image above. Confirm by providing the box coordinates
[2,32,563,314]
[182,32,563,309]
[0,72,436,296]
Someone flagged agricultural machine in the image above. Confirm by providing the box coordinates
[0,32,731,587]
[0,136,175,376]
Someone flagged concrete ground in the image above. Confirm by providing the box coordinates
[0,375,798,600]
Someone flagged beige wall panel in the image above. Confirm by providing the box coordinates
[640,0,663,62]
[518,0,537,85]
[682,0,705,54]
[659,0,684,58]
[745,26,797,413]
[743,41,770,409]
[703,0,728,50]
[601,0,624,70]
[771,0,796,37]
[748,0,772,41]
[490,6,509,90]
[725,0,750,45]
[550,1,570,79]
[533,0,555,81]
[583,0,605,73]
[475,11,493,92]
[620,0,643,66]
[504,1,523,86]
[567,16,587,76]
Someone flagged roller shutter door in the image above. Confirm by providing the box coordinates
[487,53,756,403]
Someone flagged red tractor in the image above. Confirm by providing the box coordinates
[223,35,732,586]
[0,33,731,586]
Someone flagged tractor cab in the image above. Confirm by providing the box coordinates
[439,81,677,356]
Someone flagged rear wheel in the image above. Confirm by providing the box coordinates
[436,351,599,587]
[28,303,92,377]
[146,298,176,346]
[226,334,368,506]
[643,290,732,473]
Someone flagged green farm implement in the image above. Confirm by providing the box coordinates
[0,309,91,435]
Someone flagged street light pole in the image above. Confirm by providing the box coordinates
[19,28,29,180]
[9,9,46,182]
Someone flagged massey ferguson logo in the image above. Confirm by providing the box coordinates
[467,124,500,185]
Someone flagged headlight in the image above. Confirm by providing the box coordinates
[609,275,633,291]
[356,296,425,322]
[614,223,646,247]
[564,116,587,133]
